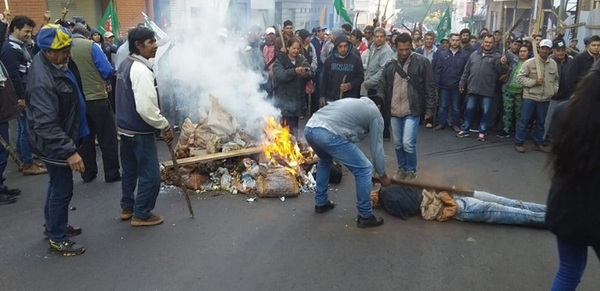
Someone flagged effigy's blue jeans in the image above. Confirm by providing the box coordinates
[453,190,546,227]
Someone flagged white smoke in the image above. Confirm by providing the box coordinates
[154,5,279,141]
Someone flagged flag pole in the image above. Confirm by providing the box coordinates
[502,5,507,54]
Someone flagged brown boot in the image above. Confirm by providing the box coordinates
[21,163,48,176]
[131,214,164,227]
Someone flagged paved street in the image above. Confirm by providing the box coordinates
[1,125,598,290]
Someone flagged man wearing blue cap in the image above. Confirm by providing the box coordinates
[26,24,88,256]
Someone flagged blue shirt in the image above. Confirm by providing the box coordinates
[65,69,90,138]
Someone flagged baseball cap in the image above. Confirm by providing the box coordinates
[37,24,72,51]
[312,26,326,33]
[539,39,553,48]
[553,39,566,49]
[104,31,114,38]
[265,27,276,35]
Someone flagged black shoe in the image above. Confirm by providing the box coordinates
[48,239,86,257]
[105,175,121,183]
[357,215,384,228]
[314,200,336,213]
[1,186,21,196]
[43,224,82,238]
[496,131,511,138]
[0,194,17,205]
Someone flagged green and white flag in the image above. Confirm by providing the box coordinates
[436,8,451,40]
[334,0,353,25]
[98,0,120,39]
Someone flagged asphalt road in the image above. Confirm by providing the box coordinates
[1,125,598,290]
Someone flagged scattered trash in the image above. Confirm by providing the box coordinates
[280,197,285,202]
[246,197,257,202]
[69,206,76,211]
[466,237,476,243]
[172,223,177,227]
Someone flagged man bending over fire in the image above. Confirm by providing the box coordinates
[304,96,391,228]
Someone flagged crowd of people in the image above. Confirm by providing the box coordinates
[0,9,171,257]
[261,20,598,289]
[0,10,597,287]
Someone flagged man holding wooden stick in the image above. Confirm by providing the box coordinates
[514,39,558,153]
[304,96,391,228]
[115,27,173,226]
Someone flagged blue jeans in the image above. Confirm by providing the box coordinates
[460,94,492,134]
[390,115,420,172]
[304,127,374,218]
[0,122,8,191]
[453,190,546,227]
[515,99,549,146]
[550,237,600,291]
[17,113,33,165]
[44,162,74,242]
[119,134,161,220]
[437,88,461,127]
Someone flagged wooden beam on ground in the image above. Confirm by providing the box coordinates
[162,146,263,168]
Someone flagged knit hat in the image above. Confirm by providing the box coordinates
[37,24,72,51]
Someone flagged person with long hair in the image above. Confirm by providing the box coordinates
[546,62,600,290]
[272,37,314,136]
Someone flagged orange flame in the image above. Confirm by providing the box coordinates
[262,117,304,168]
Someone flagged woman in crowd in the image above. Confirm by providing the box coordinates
[546,62,600,290]
[272,37,314,137]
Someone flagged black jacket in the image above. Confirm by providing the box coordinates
[546,68,600,246]
[321,36,364,101]
[25,53,84,165]
[550,55,573,101]
[377,52,437,117]
[433,48,470,90]
[0,63,19,123]
[0,36,32,100]
[272,53,314,116]
[565,50,595,97]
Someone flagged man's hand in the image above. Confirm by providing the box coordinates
[162,127,174,145]
[17,99,25,111]
[500,54,507,65]
[319,97,327,107]
[44,10,51,23]
[61,7,68,16]
[340,83,351,93]
[498,74,509,82]
[535,78,544,86]
[379,174,392,186]
[67,153,85,173]
[459,87,464,94]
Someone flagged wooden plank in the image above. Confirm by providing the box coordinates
[162,146,263,167]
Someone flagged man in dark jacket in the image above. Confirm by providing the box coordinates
[564,34,600,97]
[457,33,509,141]
[544,38,573,142]
[310,26,326,112]
[0,60,20,205]
[377,33,436,181]
[26,24,88,256]
[320,35,364,105]
[0,15,47,175]
[433,33,470,132]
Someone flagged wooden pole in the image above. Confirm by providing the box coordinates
[532,39,543,79]
[372,177,475,196]
[166,142,195,218]
[502,5,507,54]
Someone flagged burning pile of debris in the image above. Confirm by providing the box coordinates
[161,97,317,197]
